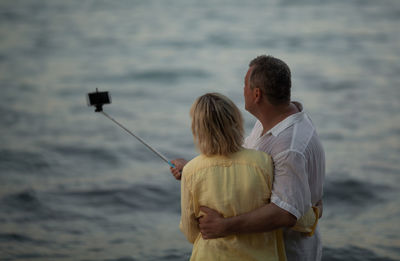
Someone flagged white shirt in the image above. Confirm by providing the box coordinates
[244,102,325,261]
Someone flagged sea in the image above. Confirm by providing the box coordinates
[0,0,399,260]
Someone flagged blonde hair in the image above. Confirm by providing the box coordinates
[190,93,244,156]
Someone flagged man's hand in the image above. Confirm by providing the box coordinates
[198,206,229,239]
[315,199,323,218]
[169,158,188,180]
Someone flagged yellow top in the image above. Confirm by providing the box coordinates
[180,149,318,261]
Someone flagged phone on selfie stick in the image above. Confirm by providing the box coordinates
[86,88,176,169]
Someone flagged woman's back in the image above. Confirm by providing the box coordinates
[180,148,286,261]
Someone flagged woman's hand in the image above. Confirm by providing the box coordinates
[170,158,188,180]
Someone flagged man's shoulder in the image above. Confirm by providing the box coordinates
[255,132,292,158]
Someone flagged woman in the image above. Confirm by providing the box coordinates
[180,93,317,261]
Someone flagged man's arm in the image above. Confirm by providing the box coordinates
[198,203,296,239]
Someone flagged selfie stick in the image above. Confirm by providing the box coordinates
[87,89,176,169]
[100,111,175,168]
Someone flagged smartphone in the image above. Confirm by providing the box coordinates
[86,89,111,112]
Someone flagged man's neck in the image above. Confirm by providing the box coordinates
[256,102,299,136]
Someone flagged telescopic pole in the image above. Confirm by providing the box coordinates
[100,110,176,168]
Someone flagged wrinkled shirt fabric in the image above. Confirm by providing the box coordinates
[244,102,325,261]
[180,149,287,261]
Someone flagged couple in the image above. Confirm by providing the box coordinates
[170,55,325,261]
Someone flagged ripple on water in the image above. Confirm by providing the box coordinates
[322,245,398,261]
[323,178,392,210]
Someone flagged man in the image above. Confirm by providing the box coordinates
[170,55,325,260]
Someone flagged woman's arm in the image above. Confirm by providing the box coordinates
[179,172,200,243]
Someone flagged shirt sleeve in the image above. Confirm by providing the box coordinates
[270,150,312,219]
[179,172,200,244]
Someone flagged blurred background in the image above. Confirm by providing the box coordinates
[0,0,399,260]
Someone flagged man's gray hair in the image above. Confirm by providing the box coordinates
[249,55,291,106]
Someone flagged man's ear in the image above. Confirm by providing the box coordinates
[254,88,262,103]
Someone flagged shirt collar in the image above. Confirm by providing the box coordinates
[265,101,305,137]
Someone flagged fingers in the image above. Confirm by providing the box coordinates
[169,159,187,180]
[172,158,188,169]
[173,171,182,180]
[169,158,187,181]
[170,159,179,166]
[197,206,226,239]
[316,199,323,218]
[170,166,182,180]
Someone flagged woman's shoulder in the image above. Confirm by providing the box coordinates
[182,155,208,175]
[183,149,273,175]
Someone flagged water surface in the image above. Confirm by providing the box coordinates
[0,0,399,260]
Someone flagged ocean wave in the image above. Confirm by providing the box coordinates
[104,257,138,261]
[72,68,211,85]
[0,190,99,223]
[319,132,345,141]
[0,233,48,246]
[322,245,397,261]
[0,104,41,128]
[48,144,121,167]
[323,178,392,209]
[0,149,52,174]
[58,183,180,213]
[6,253,70,260]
